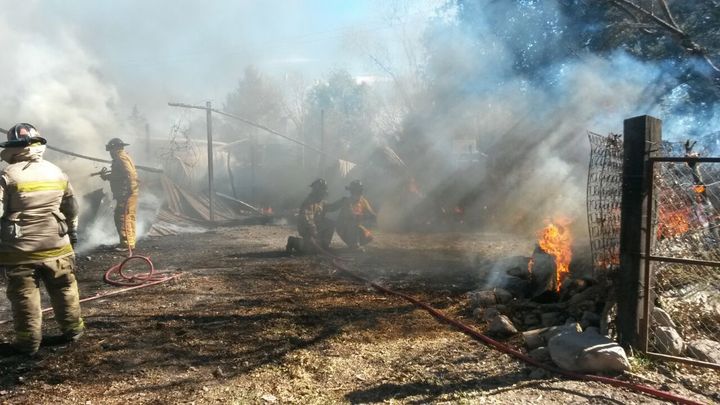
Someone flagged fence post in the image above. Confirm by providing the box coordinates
[618,115,661,351]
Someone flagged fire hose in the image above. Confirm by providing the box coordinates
[103,246,176,287]
[313,242,703,405]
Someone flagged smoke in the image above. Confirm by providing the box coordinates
[390,3,676,238]
[0,19,165,250]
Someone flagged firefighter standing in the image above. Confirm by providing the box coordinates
[287,179,342,253]
[335,180,376,249]
[99,138,138,251]
[0,123,84,355]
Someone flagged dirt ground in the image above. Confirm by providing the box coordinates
[0,224,717,404]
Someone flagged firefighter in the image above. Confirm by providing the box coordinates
[0,123,84,356]
[335,180,376,250]
[99,138,139,251]
[287,179,342,253]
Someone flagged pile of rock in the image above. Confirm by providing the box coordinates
[650,307,720,364]
[467,253,632,374]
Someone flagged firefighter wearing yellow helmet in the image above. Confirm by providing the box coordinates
[0,123,84,355]
[99,138,139,251]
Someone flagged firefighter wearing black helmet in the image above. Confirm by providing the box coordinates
[99,138,138,251]
[287,179,342,253]
[335,180,376,249]
[0,123,84,355]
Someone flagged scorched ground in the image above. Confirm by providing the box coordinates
[0,225,717,404]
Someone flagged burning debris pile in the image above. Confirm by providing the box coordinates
[466,220,630,374]
[465,133,720,374]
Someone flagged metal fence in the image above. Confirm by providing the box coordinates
[587,133,720,369]
[643,150,720,369]
[587,132,623,274]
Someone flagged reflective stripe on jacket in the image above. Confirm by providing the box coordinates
[0,153,78,265]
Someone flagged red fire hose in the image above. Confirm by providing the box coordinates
[103,245,176,287]
[327,255,704,405]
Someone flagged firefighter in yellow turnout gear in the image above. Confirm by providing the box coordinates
[335,180,376,249]
[287,179,342,253]
[0,123,84,355]
[100,138,139,250]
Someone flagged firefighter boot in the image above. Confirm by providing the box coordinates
[286,236,301,253]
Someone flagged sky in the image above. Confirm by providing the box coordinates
[1,0,441,128]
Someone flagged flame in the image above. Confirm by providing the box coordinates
[657,206,690,239]
[536,222,572,292]
[694,184,706,194]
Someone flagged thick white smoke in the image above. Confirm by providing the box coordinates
[0,20,157,250]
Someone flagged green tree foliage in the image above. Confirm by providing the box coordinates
[304,70,376,160]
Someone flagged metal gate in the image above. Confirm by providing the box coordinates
[642,154,720,369]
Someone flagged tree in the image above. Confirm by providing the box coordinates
[224,65,284,131]
[304,70,376,161]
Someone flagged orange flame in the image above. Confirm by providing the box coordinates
[694,184,706,194]
[536,222,572,292]
[657,206,690,239]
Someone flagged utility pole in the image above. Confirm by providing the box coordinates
[206,101,215,223]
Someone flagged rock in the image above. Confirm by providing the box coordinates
[495,304,508,314]
[545,323,582,341]
[482,307,501,322]
[652,326,685,356]
[502,275,531,298]
[522,323,582,350]
[651,307,676,329]
[468,290,497,308]
[493,288,514,304]
[686,339,720,363]
[213,366,225,378]
[528,368,547,379]
[548,329,630,374]
[580,311,600,329]
[472,307,484,320]
[523,313,541,328]
[261,393,277,403]
[568,285,602,305]
[528,346,551,363]
[488,314,518,336]
[584,326,600,335]
[523,328,548,350]
[541,312,564,327]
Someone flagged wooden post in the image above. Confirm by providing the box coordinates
[618,115,661,351]
[206,101,215,223]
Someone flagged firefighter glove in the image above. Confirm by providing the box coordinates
[68,230,78,246]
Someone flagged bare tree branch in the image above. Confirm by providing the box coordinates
[607,0,720,73]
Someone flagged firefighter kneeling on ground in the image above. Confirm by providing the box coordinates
[99,138,138,251]
[287,179,342,254]
[0,123,84,356]
[335,180,376,250]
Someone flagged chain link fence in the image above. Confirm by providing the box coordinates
[647,142,720,365]
[587,133,720,367]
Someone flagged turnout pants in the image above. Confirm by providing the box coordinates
[336,220,373,248]
[299,218,335,252]
[114,192,138,249]
[4,256,84,354]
